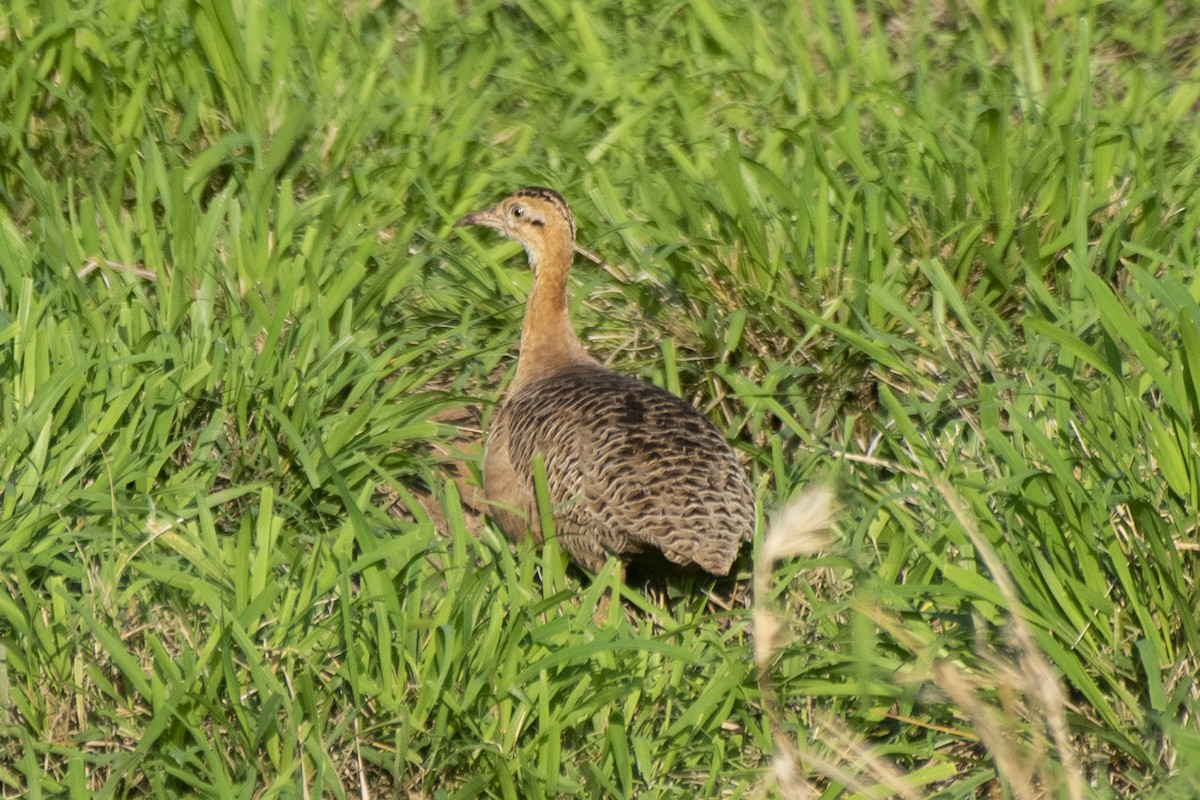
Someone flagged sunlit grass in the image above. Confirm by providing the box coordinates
[2,0,1199,797]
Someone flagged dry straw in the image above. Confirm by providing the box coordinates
[754,483,1085,799]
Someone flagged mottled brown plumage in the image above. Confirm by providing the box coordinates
[454,187,754,575]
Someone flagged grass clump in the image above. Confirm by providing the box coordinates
[2,0,1199,797]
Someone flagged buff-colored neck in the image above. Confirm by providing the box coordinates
[513,239,594,389]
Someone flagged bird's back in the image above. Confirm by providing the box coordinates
[483,362,754,575]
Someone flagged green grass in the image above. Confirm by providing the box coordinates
[2,0,1200,797]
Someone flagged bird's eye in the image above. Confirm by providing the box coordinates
[511,205,524,219]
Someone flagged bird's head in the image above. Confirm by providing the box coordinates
[455,186,579,270]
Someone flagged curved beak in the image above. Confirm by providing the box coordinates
[454,206,504,231]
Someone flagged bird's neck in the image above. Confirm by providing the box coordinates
[514,246,593,388]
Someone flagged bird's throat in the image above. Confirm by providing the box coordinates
[514,258,591,388]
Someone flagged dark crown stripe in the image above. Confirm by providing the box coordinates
[515,186,575,240]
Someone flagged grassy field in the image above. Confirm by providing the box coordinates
[2,0,1200,797]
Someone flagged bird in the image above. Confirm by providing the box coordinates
[454,187,754,576]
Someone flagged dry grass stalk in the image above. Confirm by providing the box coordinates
[755,483,1087,799]
[936,483,1086,800]
[753,485,840,799]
